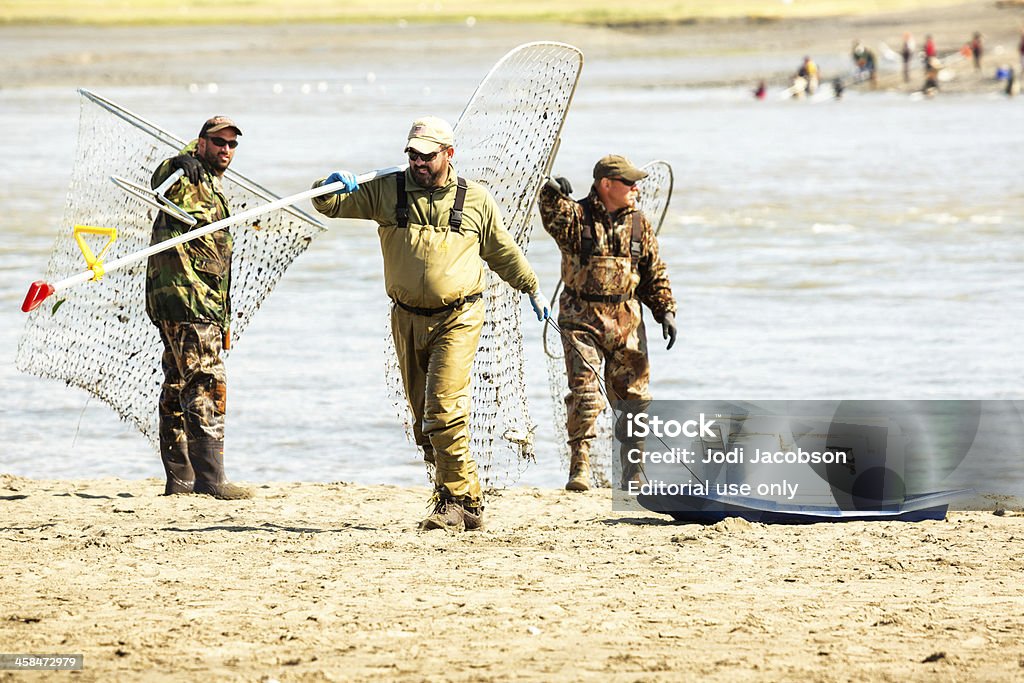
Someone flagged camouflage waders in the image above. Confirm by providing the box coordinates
[539,185,676,490]
[147,144,246,498]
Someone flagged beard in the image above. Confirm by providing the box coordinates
[203,150,231,173]
[411,162,445,188]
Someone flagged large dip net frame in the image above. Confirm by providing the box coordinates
[16,89,327,447]
[542,161,674,487]
[384,42,584,489]
[18,42,583,488]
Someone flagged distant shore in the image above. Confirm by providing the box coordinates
[1,1,1019,97]
[0,0,981,27]
[2,475,1023,681]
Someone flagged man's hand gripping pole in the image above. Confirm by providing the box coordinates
[21,164,406,313]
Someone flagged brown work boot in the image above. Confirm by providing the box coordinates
[462,505,485,531]
[565,454,591,492]
[419,498,466,531]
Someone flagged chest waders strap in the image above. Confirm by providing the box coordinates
[395,172,409,228]
[394,173,468,231]
[577,200,644,266]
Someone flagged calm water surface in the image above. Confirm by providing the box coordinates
[1,25,1021,490]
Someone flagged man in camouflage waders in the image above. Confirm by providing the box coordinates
[146,116,251,500]
[539,155,677,492]
[311,116,549,531]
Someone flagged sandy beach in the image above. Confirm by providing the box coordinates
[1,475,1022,681]
[3,1,1024,680]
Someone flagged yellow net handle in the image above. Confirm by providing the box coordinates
[73,225,118,280]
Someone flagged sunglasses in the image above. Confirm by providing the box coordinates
[406,147,446,163]
[205,136,239,149]
[611,177,637,187]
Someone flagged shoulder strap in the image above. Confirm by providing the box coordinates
[449,177,467,232]
[578,199,595,265]
[630,212,643,264]
[394,171,408,228]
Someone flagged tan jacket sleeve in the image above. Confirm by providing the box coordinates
[311,175,393,224]
[478,190,539,295]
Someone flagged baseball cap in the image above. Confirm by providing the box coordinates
[199,116,243,138]
[593,154,647,182]
[406,116,454,154]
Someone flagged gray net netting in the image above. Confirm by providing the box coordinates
[16,89,326,447]
[542,160,674,487]
[18,42,583,488]
[384,42,583,489]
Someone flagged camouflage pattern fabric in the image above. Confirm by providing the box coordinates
[157,321,227,441]
[539,184,676,461]
[538,185,675,323]
[146,141,233,330]
[559,299,651,452]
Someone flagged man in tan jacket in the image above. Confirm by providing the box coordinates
[312,116,548,531]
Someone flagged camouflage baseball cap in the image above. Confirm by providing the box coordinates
[406,116,454,154]
[199,116,242,138]
[593,154,647,182]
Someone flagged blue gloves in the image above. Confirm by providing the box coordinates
[529,290,550,321]
[326,171,358,195]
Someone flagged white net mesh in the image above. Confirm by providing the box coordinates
[16,90,326,446]
[542,160,674,486]
[383,42,583,489]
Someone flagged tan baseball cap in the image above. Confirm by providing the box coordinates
[406,116,454,154]
[199,115,242,138]
[593,154,647,182]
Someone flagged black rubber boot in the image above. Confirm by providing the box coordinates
[160,426,194,495]
[190,437,252,500]
[619,442,647,492]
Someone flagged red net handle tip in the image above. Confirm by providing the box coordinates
[22,281,55,312]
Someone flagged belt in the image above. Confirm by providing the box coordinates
[563,286,634,304]
[393,292,482,316]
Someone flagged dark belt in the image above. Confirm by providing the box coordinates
[563,286,634,304]
[393,292,482,316]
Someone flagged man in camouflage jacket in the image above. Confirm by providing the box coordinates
[539,155,677,492]
[145,115,250,500]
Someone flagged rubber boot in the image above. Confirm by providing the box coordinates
[190,437,252,500]
[619,443,646,492]
[160,427,195,495]
[565,448,592,492]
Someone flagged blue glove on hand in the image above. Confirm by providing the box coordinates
[326,171,358,195]
[529,290,550,321]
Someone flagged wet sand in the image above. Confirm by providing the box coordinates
[1,475,1022,681]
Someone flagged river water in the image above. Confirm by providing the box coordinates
[1,23,1021,491]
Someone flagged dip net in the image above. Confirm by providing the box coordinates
[16,89,326,447]
[384,42,583,488]
[542,161,674,486]
[18,42,583,489]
